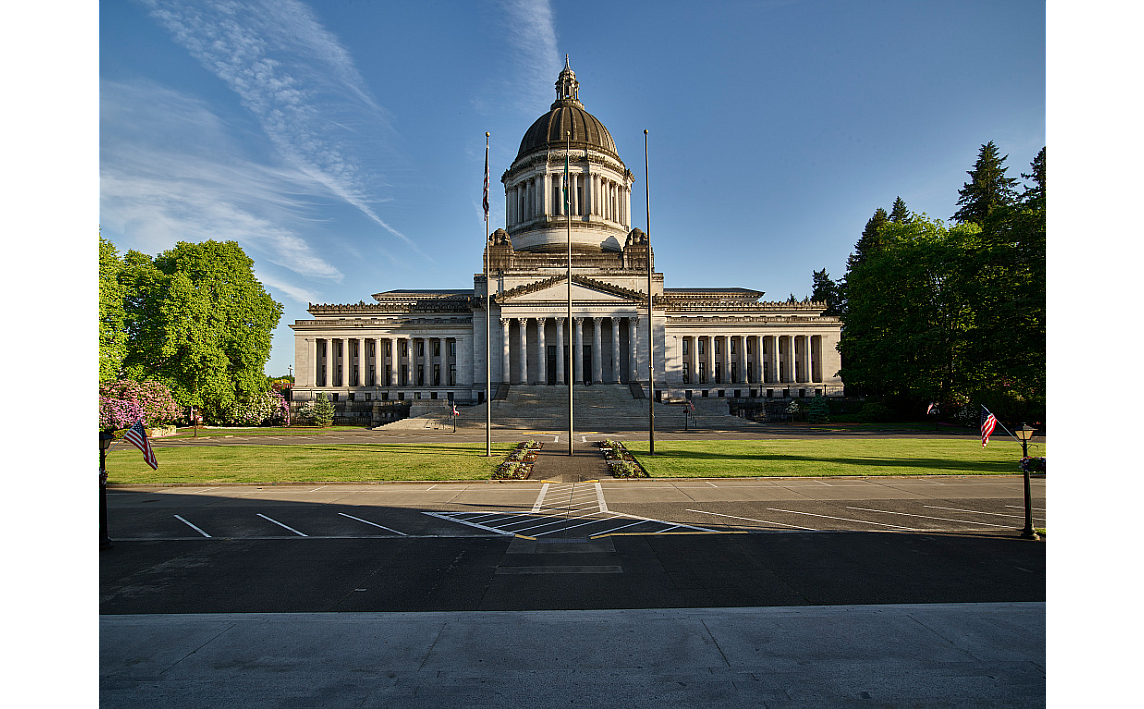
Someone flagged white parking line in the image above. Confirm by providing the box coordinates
[256,513,308,536]
[421,511,514,535]
[337,512,407,535]
[174,515,211,537]
[1006,505,1046,512]
[685,508,815,531]
[767,508,918,530]
[531,483,551,513]
[594,482,609,514]
[846,506,1013,529]
[926,505,1025,519]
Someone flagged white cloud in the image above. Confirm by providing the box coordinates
[101,78,342,281]
[135,0,422,253]
[499,0,562,115]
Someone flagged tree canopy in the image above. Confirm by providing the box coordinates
[105,239,283,418]
[838,144,1045,421]
[99,233,127,383]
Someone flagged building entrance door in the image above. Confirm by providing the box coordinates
[582,345,592,384]
[547,346,557,385]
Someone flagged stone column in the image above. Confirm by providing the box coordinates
[573,317,584,384]
[708,336,716,386]
[628,317,639,382]
[536,317,547,384]
[591,317,602,384]
[307,338,317,388]
[610,317,621,383]
[501,319,511,384]
[519,318,529,384]
[555,317,566,385]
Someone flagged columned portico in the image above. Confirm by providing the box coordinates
[290,62,844,409]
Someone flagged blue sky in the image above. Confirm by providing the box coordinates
[98,0,1046,377]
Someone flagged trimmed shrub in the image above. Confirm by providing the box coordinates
[99,379,180,430]
[222,390,290,427]
[808,395,831,424]
[299,393,335,427]
[857,401,893,423]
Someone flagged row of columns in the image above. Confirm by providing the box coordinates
[309,336,466,388]
[499,315,640,385]
[506,170,631,229]
[678,334,823,386]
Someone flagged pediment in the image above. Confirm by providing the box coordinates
[497,275,644,304]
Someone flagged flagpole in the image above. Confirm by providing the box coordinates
[983,404,1021,444]
[645,129,654,456]
[484,132,492,456]
[566,130,574,457]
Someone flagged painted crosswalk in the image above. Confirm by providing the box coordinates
[424,481,718,539]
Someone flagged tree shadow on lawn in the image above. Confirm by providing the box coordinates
[631,449,1012,474]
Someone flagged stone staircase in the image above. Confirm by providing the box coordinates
[378,384,762,431]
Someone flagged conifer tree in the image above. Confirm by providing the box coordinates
[1020,146,1046,210]
[952,141,1018,225]
[889,196,910,223]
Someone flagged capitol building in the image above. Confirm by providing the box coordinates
[289,60,843,413]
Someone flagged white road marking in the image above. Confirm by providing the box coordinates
[1006,505,1046,512]
[685,508,815,531]
[532,483,551,513]
[594,482,609,513]
[421,511,515,535]
[174,515,211,537]
[767,508,918,530]
[337,512,407,535]
[256,513,308,536]
[846,506,1012,529]
[926,505,1024,519]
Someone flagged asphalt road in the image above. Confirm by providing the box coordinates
[101,476,1045,614]
[100,468,1046,708]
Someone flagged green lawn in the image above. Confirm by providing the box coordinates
[104,437,1045,485]
[105,442,516,485]
[623,438,1044,478]
[166,425,368,439]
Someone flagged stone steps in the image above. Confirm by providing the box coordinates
[378,384,762,431]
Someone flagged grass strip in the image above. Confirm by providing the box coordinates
[105,442,516,484]
[623,438,1044,478]
[166,426,368,439]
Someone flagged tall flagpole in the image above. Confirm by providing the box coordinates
[566,130,574,456]
[484,132,492,456]
[645,129,655,455]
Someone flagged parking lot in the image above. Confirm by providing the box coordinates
[105,475,1044,541]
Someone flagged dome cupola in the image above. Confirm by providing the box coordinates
[502,57,634,254]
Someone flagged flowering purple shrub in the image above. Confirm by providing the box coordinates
[99,396,145,431]
[99,379,180,430]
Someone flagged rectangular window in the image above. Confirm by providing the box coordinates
[417,341,425,357]
[682,362,690,384]
[450,365,457,386]
[714,339,721,355]
[449,341,456,357]
[433,365,441,386]
[699,364,707,384]
[682,339,689,356]
[434,341,441,357]
[698,340,705,355]
[400,341,408,357]
[417,365,425,385]
[746,339,753,355]
[730,339,737,355]
[401,364,408,385]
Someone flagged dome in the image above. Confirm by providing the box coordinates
[516,102,618,160]
[514,57,618,160]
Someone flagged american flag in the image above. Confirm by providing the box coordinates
[452,405,459,416]
[124,420,159,470]
[980,406,998,448]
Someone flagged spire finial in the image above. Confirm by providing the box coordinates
[555,56,580,104]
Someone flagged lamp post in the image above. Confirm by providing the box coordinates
[99,431,113,550]
[1014,423,1039,540]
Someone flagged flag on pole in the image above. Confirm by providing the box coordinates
[563,153,569,213]
[452,404,459,416]
[482,141,489,220]
[980,405,998,448]
[123,420,158,470]
[926,402,936,415]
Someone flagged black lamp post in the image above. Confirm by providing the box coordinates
[1014,423,1039,540]
[99,431,113,550]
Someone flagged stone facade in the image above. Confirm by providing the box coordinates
[289,60,842,405]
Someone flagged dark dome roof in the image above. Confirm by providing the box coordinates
[516,99,618,160]
[514,58,619,161]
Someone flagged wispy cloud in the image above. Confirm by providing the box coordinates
[101,78,343,287]
[136,0,422,254]
[498,0,562,115]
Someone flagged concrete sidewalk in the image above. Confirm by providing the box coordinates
[100,602,1045,708]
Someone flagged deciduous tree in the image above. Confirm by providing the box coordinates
[120,240,283,419]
